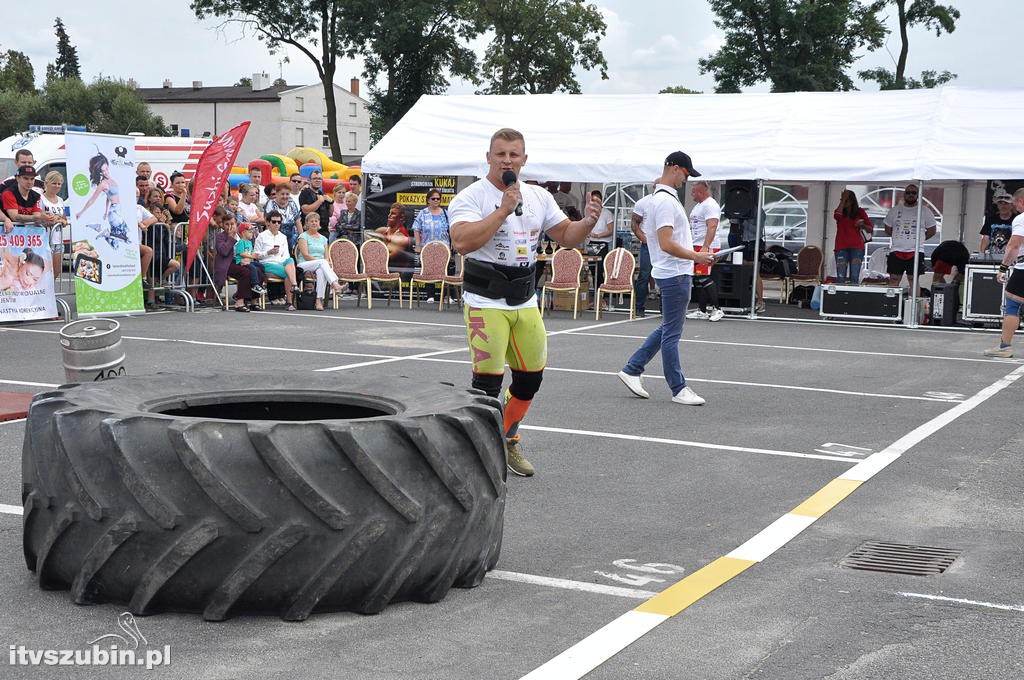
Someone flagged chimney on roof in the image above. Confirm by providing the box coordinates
[350,77,360,97]
[252,72,270,92]
[192,81,203,90]
[162,79,172,89]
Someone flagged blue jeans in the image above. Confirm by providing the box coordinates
[623,274,692,395]
[634,244,652,313]
[834,248,864,284]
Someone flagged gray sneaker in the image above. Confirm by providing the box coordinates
[506,438,535,477]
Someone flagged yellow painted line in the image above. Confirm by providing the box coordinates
[635,556,756,617]
[790,478,863,518]
[521,367,1024,680]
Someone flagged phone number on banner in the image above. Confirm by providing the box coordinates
[0,233,45,248]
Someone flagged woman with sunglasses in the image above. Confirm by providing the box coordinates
[254,210,300,309]
[412,189,451,302]
[264,182,301,250]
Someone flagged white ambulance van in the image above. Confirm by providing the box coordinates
[0,124,213,199]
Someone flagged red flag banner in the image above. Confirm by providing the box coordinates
[184,121,251,271]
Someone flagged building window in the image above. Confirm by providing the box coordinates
[322,130,330,148]
[170,123,179,136]
[296,128,304,146]
[349,131,357,151]
[296,96,304,112]
[349,102,357,117]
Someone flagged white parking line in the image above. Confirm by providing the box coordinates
[519,425,857,463]
[0,504,23,515]
[0,379,59,388]
[488,570,657,600]
[313,318,633,372]
[569,331,1022,365]
[898,591,1024,613]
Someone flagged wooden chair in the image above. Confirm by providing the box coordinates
[222,277,267,310]
[784,245,824,300]
[541,247,584,319]
[360,239,403,309]
[327,238,366,308]
[595,248,636,320]
[409,241,450,309]
[440,254,464,310]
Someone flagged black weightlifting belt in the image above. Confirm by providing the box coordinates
[462,258,537,306]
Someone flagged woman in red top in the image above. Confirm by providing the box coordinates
[833,189,871,284]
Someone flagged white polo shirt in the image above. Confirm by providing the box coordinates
[643,185,694,279]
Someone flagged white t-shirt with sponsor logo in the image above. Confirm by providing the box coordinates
[1012,213,1024,270]
[447,177,567,310]
[644,185,694,279]
[883,203,937,253]
[689,196,721,249]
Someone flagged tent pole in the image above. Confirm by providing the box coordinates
[909,179,925,328]
[750,180,765,318]
[958,181,968,242]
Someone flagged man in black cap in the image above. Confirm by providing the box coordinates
[618,151,715,405]
[1,166,44,226]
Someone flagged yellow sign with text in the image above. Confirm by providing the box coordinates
[397,192,454,207]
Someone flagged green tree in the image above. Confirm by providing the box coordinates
[234,76,252,87]
[858,0,959,89]
[659,85,702,94]
[0,50,37,94]
[45,17,81,84]
[0,89,38,139]
[191,0,349,158]
[32,78,167,136]
[343,1,481,144]
[698,0,887,92]
[471,0,608,95]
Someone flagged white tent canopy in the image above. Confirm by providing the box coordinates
[362,88,1024,183]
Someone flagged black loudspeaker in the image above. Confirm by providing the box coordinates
[710,263,754,308]
[930,282,959,326]
[723,180,757,220]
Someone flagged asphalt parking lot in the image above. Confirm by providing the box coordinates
[1,302,1022,680]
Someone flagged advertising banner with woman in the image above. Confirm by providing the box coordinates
[65,132,144,316]
[0,226,57,321]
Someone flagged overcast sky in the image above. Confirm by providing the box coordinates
[19,1,1023,97]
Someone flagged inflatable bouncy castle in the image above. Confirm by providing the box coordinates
[227,147,362,193]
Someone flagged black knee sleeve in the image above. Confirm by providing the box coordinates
[508,369,543,401]
[471,372,504,399]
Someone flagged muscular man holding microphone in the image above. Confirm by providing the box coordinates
[447,128,600,477]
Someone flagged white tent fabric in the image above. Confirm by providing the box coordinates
[362,88,1024,183]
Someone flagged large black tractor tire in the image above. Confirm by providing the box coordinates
[22,373,505,621]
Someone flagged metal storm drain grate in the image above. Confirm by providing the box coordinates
[840,541,961,576]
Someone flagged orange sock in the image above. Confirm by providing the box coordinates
[503,391,532,439]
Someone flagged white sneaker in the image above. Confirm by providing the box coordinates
[617,371,650,399]
[708,307,725,322]
[686,309,710,320]
[982,345,1013,358]
[426,297,435,304]
[672,386,705,405]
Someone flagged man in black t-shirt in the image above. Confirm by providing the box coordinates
[981,193,1016,254]
[298,170,333,237]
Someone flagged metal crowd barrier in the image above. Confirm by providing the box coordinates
[43,220,219,318]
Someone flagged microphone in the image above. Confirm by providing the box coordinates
[501,170,523,216]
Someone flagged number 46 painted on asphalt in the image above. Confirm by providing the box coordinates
[595,559,685,587]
